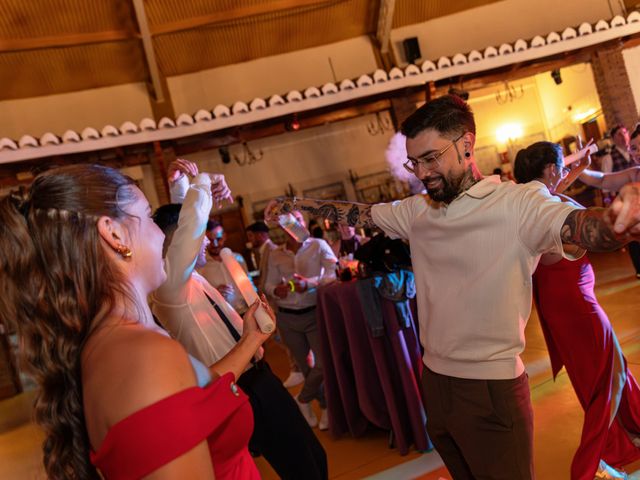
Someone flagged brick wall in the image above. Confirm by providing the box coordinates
[591,43,639,132]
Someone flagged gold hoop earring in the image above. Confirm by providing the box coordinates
[115,244,132,258]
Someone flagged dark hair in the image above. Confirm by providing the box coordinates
[513,142,563,184]
[312,226,324,239]
[631,124,640,140]
[401,94,476,139]
[152,203,182,234]
[152,204,183,256]
[610,124,626,138]
[206,219,221,232]
[0,164,137,479]
[246,221,269,233]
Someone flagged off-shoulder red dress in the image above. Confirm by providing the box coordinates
[533,256,640,480]
[90,372,260,479]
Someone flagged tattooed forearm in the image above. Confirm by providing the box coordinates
[560,209,624,252]
[346,205,360,226]
[295,198,377,229]
[298,204,340,222]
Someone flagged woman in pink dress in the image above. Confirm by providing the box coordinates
[514,142,640,480]
[0,164,273,479]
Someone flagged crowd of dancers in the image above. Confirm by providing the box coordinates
[1,94,640,479]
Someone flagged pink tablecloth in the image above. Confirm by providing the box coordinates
[316,279,432,455]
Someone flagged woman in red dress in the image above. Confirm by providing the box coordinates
[0,164,273,479]
[514,142,640,480]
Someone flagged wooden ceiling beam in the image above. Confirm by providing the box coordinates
[0,30,138,53]
[375,0,396,55]
[150,0,332,35]
[132,0,166,104]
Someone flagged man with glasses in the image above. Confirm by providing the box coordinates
[266,95,640,479]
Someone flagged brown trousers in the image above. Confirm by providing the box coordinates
[421,367,534,480]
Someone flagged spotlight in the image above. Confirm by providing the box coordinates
[285,114,300,132]
[448,87,469,101]
[219,146,231,164]
[551,69,562,85]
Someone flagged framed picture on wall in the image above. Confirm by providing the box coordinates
[302,181,347,201]
[352,171,404,203]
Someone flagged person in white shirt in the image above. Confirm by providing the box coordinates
[198,220,254,315]
[245,221,276,293]
[266,95,640,479]
[264,211,337,430]
[247,221,305,389]
[151,159,328,480]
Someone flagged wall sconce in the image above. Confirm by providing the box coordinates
[233,142,263,166]
[367,112,393,136]
[495,82,524,104]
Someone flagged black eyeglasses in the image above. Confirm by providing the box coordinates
[403,133,465,174]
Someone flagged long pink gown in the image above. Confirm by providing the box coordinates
[533,255,640,480]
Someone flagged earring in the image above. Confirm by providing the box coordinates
[115,244,132,258]
[464,152,471,158]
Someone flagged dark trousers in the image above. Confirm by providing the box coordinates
[237,360,328,480]
[421,367,534,480]
[628,241,640,275]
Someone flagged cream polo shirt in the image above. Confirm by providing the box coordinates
[372,176,580,380]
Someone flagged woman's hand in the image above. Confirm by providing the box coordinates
[168,159,199,183]
[241,294,276,344]
[209,174,233,208]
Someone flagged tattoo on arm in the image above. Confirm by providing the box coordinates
[346,205,360,226]
[297,199,377,229]
[560,209,624,252]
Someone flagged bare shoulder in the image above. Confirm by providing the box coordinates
[83,325,197,444]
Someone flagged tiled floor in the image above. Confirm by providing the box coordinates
[1,250,639,479]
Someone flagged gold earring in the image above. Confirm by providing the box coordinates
[115,244,132,258]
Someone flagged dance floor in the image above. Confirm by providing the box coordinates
[1,249,639,479]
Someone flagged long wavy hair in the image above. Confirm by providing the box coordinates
[0,164,137,479]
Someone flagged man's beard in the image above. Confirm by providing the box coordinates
[422,171,467,203]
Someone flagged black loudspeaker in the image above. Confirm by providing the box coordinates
[551,69,562,85]
[403,37,421,64]
[219,146,231,164]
